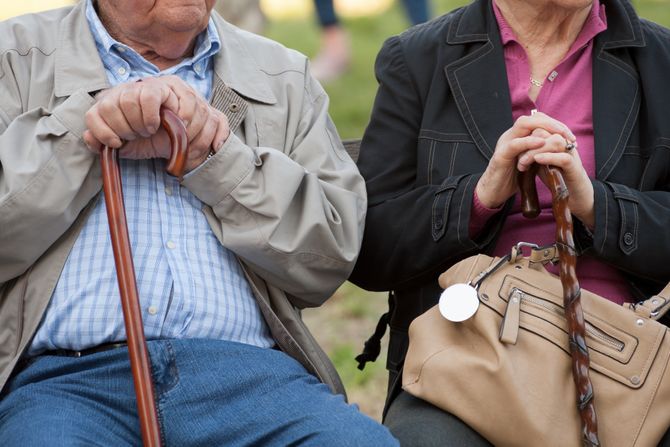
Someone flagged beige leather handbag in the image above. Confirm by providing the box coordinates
[403,248,670,447]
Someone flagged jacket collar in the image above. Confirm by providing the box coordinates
[596,0,645,50]
[54,2,276,105]
[54,1,109,97]
[209,12,276,105]
[443,0,513,159]
[443,0,645,172]
[446,0,644,49]
[445,0,492,45]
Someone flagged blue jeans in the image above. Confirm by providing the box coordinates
[0,339,398,446]
[314,0,430,27]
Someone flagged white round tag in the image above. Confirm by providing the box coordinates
[438,283,480,322]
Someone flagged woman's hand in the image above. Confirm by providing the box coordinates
[528,128,595,229]
[475,112,576,208]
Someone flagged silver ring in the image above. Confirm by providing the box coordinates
[565,140,576,151]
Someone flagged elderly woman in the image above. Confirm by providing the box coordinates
[350,0,670,444]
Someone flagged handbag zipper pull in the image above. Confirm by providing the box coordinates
[499,288,523,344]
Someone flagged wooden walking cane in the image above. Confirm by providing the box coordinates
[519,166,600,446]
[100,109,188,447]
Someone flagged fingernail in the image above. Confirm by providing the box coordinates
[147,126,157,134]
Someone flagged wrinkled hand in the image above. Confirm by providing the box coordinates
[527,128,595,229]
[475,112,576,209]
[83,75,230,173]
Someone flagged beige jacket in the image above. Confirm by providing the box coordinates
[0,3,366,395]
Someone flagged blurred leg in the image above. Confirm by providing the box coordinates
[311,0,350,82]
[400,0,431,25]
[314,0,339,27]
[384,391,492,447]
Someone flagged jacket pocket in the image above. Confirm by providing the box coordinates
[417,129,484,185]
[432,175,466,241]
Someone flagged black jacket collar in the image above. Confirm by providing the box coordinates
[445,0,645,49]
[442,0,645,178]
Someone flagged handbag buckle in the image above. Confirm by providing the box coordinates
[510,242,540,262]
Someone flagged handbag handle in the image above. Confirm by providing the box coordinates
[100,108,187,447]
[518,168,600,447]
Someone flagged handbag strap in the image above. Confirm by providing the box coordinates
[627,283,670,321]
[521,241,670,322]
[519,167,600,447]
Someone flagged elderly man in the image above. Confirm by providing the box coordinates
[0,1,397,445]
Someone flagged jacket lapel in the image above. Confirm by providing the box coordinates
[592,0,645,180]
[444,0,513,160]
[55,2,110,97]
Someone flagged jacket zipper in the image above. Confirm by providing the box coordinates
[500,288,625,351]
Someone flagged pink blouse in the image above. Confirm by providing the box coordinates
[470,0,631,304]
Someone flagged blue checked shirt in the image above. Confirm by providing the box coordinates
[30,1,274,354]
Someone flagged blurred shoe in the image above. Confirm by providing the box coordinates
[311,26,351,82]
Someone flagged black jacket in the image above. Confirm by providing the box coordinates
[350,0,670,399]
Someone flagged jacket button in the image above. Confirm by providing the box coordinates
[434,218,443,229]
[623,232,634,246]
[229,103,240,113]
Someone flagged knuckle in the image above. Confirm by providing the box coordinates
[84,110,96,127]
[146,116,160,130]
[119,93,136,110]
[97,100,116,115]
[197,101,209,116]
[515,115,530,126]
[548,134,565,148]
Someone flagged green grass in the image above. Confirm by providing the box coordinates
[268,0,670,420]
[267,0,472,138]
[635,0,670,25]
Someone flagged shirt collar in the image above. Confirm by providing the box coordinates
[492,0,607,50]
[85,0,220,79]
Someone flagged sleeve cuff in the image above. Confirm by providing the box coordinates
[180,133,256,206]
[469,188,503,238]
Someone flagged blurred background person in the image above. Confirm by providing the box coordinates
[214,0,266,34]
[311,0,432,81]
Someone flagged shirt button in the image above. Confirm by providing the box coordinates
[165,187,173,196]
[166,241,176,249]
[118,67,127,75]
[623,232,634,246]
[117,47,126,53]
[148,306,158,315]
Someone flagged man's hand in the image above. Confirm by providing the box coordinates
[83,76,230,173]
